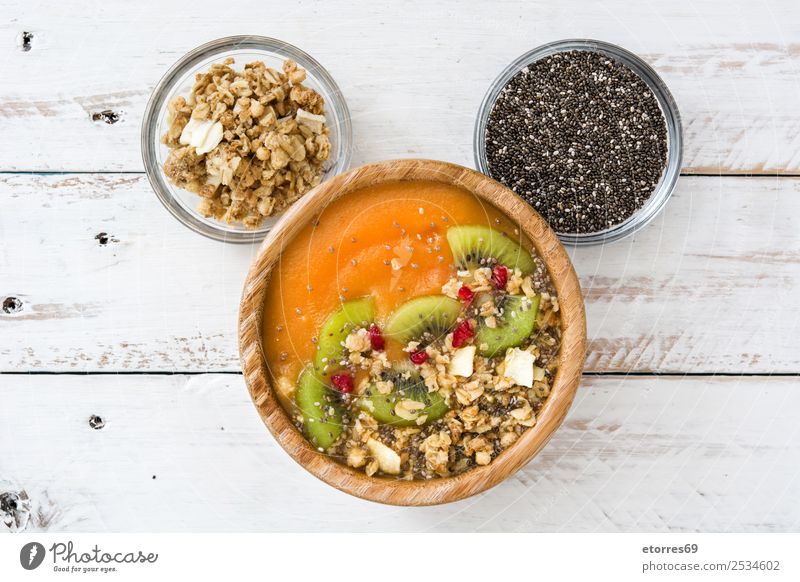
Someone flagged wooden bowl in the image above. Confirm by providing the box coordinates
[239,159,586,505]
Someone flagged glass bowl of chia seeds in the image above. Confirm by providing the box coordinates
[474,39,682,245]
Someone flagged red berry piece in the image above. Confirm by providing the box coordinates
[409,350,429,365]
[492,265,508,290]
[330,372,354,394]
[451,319,474,348]
[367,324,385,351]
[457,285,475,305]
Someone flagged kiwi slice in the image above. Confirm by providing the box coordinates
[314,297,376,375]
[385,295,462,345]
[475,294,540,357]
[447,225,536,275]
[358,369,449,427]
[295,367,344,450]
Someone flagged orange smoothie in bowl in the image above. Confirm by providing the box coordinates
[264,182,510,380]
[260,178,563,480]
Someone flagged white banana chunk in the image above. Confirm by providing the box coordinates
[449,345,476,377]
[295,108,326,134]
[503,347,535,388]
[179,118,224,155]
[366,438,401,475]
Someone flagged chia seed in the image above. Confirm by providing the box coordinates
[485,49,668,234]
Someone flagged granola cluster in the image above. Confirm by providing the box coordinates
[289,257,561,480]
[162,58,330,228]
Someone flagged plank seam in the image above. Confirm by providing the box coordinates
[1,371,798,377]
[1,171,800,178]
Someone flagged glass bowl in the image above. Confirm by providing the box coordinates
[141,36,353,243]
[474,39,683,246]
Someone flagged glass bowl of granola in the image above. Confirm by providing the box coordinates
[142,36,352,243]
[239,159,587,505]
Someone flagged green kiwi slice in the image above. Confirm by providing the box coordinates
[446,225,537,275]
[475,294,540,357]
[384,295,462,345]
[295,367,344,450]
[358,368,449,427]
[314,297,376,375]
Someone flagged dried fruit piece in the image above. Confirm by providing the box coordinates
[451,319,474,348]
[367,324,385,351]
[458,285,475,305]
[492,265,508,290]
[366,438,401,475]
[330,372,354,394]
[449,345,476,377]
[502,348,535,388]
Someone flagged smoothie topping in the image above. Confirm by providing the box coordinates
[491,264,508,290]
[451,319,474,348]
[264,183,561,480]
[457,285,475,305]
[484,49,668,234]
[449,345,476,378]
[367,324,385,351]
[162,58,330,228]
[330,372,354,394]
[284,223,560,479]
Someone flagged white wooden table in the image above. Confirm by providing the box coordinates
[2,0,799,532]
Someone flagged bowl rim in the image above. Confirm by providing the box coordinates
[238,159,587,505]
[141,35,353,244]
[473,38,683,246]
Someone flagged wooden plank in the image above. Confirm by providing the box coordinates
[1,373,798,532]
[1,173,798,374]
[2,0,799,173]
